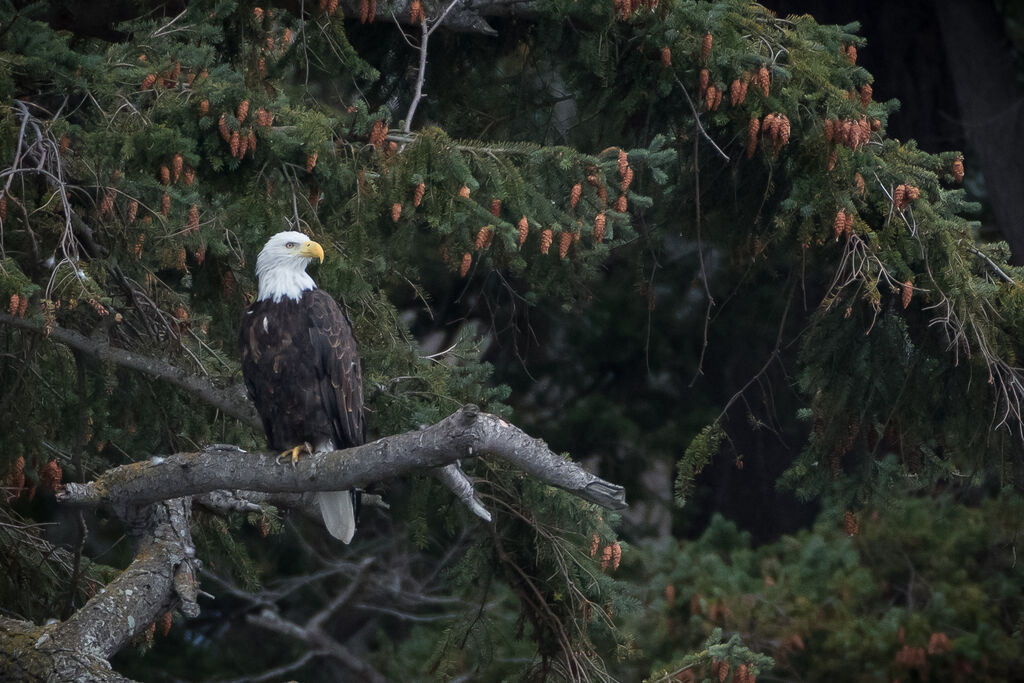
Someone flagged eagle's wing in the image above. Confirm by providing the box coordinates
[307,289,365,448]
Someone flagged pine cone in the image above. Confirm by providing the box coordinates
[159,612,173,637]
[172,153,183,182]
[824,118,835,143]
[257,57,266,78]
[664,584,675,606]
[660,47,671,67]
[475,225,494,250]
[952,157,965,183]
[611,542,622,570]
[186,204,199,234]
[860,83,872,107]
[410,0,423,23]
[589,533,599,557]
[100,190,114,217]
[459,252,472,277]
[159,165,171,185]
[458,185,471,199]
[718,661,729,682]
[844,210,854,237]
[230,131,240,157]
[854,172,865,196]
[698,68,709,96]
[704,84,718,111]
[194,246,206,266]
[600,545,612,571]
[927,632,951,655]
[199,99,209,116]
[540,228,553,254]
[517,216,529,247]
[615,194,627,213]
[844,509,859,536]
[309,188,320,208]
[489,198,501,217]
[161,192,170,217]
[730,79,743,106]
[746,116,760,159]
[39,460,62,492]
[871,117,881,131]
[558,230,572,258]
[701,33,713,61]
[328,0,339,15]
[846,44,858,64]
[900,280,913,309]
[360,0,370,22]
[141,73,157,90]
[621,166,634,192]
[570,182,582,208]
[8,294,19,316]
[17,296,26,318]
[218,114,231,142]
[59,135,70,154]
[757,66,770,96]
[833,210,846,241]
[306,151,318,172]
[247,130,257,156]
[827,148,838,171]
[369,119,387,147]
[414,182,426,207]
[237,99,250,124]
[391,202,402,222]
[253,6,264,21]
[617,149,628,177]
[127,200,139,223]
[893,184,907,210]
[594,212,606,243]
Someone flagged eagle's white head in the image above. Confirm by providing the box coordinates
[254,230,326,303]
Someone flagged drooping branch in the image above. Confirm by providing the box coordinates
[59,405,627,512]
[0,313,259,427]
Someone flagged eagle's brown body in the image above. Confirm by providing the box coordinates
[239,288,364,453]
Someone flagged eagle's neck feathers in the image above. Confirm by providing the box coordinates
[255,252,317,303]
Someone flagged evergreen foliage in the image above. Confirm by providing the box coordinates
[0,0,1021,679]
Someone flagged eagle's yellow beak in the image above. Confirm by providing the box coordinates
[299,240,325,263]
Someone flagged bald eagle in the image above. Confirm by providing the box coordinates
[239,231,364,543]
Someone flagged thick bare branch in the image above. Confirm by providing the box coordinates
[59,405,626,511]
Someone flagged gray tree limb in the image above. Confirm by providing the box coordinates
[59,405,627,512]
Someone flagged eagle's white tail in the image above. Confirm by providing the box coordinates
[318,490,356,543]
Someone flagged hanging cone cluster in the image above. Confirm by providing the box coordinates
[761,113,791,153]
[141,73,157,90]
[712,660,729,682]
[893,183,920,210]
[8,294,27,318]
[833,209,854,240]
[255,108,274,128]
[746,116,760,158]
[594,212,606,243]
[459,252,472,277]
[391,202,402,222]
[517,216,528,247]
[359,0,377,23]
[540,228,553,254]
[39,460,62,492]
[824,117,872,151]
[413,182,426,207]
[845,44,858,64]
[730,73,750,106]
[734,664,756,683]
[927,632,952,655]
[410,0,423,23]
[368,119,387,147]
[475,225,494,250]
[704,84,722,111]
[698,68,710,97]
[952,157,964,183]
[901,280,913,309]
[570,182,582,208]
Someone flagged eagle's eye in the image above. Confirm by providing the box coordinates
[285,241,296,249]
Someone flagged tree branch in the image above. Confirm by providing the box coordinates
[59,405,627,512]
[0,313,259,427]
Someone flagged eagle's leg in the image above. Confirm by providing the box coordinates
[276,441,313,466]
